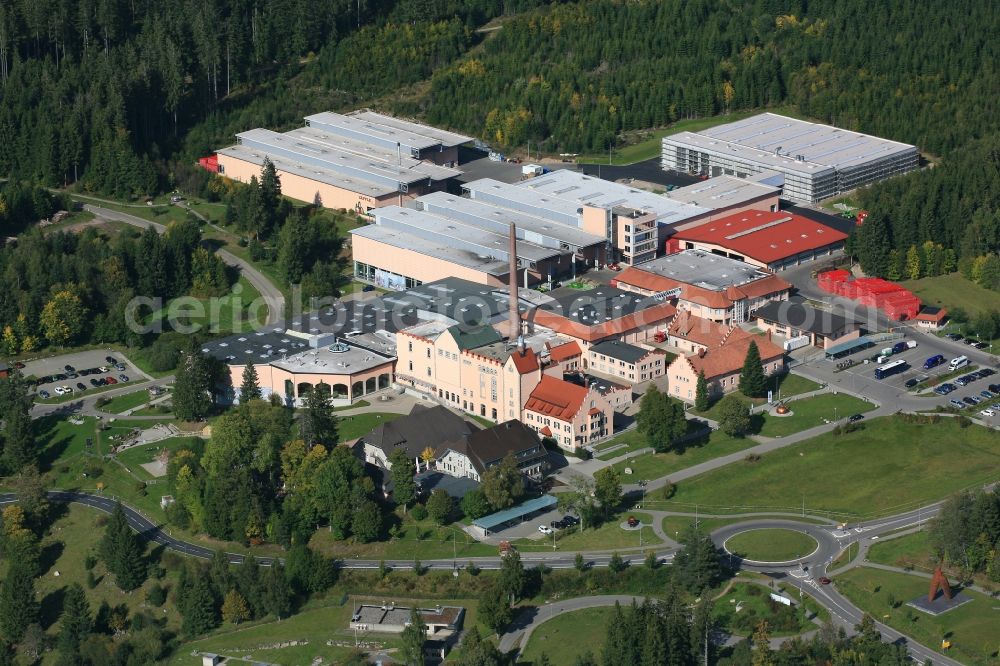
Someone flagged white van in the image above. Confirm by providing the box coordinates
[950,355,969,369]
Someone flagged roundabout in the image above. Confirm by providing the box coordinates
[723,528,819,564]
[712,519,840,568]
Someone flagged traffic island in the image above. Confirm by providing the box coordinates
[906,566,973,616]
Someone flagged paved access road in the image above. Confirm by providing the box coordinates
[84,204,285,325]
[5,489,968,665]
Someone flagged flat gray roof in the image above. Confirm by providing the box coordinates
[415,192,606,251]
[665,175,781,209]
[306,111,443,151]
[352,224,512,276]
[521,170,711,226]
[217,144,395,197]
[636,249,772,291]
[202,329,395,374]
[372,206,559,264]
[666,113,916,176]
[463,178,582,227]
[286,126,461,181]
[235,127,454,188]
[348,110,473,148]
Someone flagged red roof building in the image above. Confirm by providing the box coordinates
[670,211,847,271]
[522,375,614,451]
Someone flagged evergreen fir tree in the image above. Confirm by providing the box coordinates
[299,383,338,448]
[399,608,427,666]
[0,560,38,643]
[57,583,91,656]
[173,351,211,421]
[739,341,766,398]
[694,370,709,412]
[99,502,146,591]
[239,359,262,403]
[180,574,219,637]
[388,447,418,512]
[263,564,291,620]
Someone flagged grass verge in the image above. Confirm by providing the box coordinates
[723,529,818,562]
[521,607,613,666]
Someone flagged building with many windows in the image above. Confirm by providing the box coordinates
[586,340,667,383]
[667,329,785,401]
[662,113,918,202]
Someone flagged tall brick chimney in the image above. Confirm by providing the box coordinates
[508,223,520,339]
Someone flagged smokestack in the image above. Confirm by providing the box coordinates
[509,223,520,338]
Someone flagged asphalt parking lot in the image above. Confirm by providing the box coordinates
[21,350,146,398]
[480,506,567,541]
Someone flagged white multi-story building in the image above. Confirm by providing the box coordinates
[662,113,918,202]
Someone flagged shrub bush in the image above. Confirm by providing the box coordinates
[410,504,428,521]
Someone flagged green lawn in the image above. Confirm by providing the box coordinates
[902,272,1000,320]
[595,429,650,460]
[837,567,1000,666]
[337,412,403,441]
[34,504,184,640]
[309,516,496,560]
[866,531,936,570]
[723,529,818,563]
[668,416,1000,518]
[660,515,830,541]
[520,607,614,666]
[609,431,758,483]
[756,393,876,437]
[115,436,204,481]
[713,581,814,637]
[99,388,154,414]
[694,374,823,420]
[575,106,802,165]
[517,511,659,552]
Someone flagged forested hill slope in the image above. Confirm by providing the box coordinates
[416,0,999,155]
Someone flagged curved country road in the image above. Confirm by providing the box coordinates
[0,490,963,665]
[83,204,285,325]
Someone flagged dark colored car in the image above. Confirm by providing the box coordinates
[981,368,995,376]
[362,285,376,292]
[64,364,75,372]
[848,413,865,422]
[904,378,919,388]
[982,390,994,400]
[66,372,78,379]
[818,577,831,585]
[76,382,86,391]
[13,362,24,369]
[89,379,100,387]
[54,373,68,381]
[963,396,978,405]
[974,342,989,349]
[563,515,580,526]
[989,384,1000,394]
[38,389,50,399]
[105,356,117,364]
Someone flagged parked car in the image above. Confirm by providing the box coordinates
[14,362,24,369]
[118,374,129,382]
[66,372,78,379]
[105,376,118,385]
[563,515,580,526]
[53,386,65,396]
[982,390,995,400]
[105,356,117,364]
[818,577,831,585]
[848,413,865,422]
[980,368,995,377]
[115,364,126,372]
[54,373,68,381]
[991,384,1000,394]
[38,390,49,399]
[904,378,919,388]
[963,396,979,405]
[955,377,970,387]
[64,364,75,372]
[993,403,1000,410]
[538,525,553,535]
[974,342,989,349]
[95,378,107,386]
[89,379,100,387]
[362,285,376,292]
[981,409,996,418]
[76,382,86,391]
[950,399,966,408]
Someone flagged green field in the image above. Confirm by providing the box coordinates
[695,374,823,421]
[756,393,876,437]
[597,416,704,461]
[609,431,758,483]
[660,515,830,542]
[337,412,403,441]
[866,531,936,570]
[837,567,1000,666]
[100,388,154,414]
[668,416,1000,517]
[903,273,1000,321]
[520,607,613,666]
[724,529,818,563]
